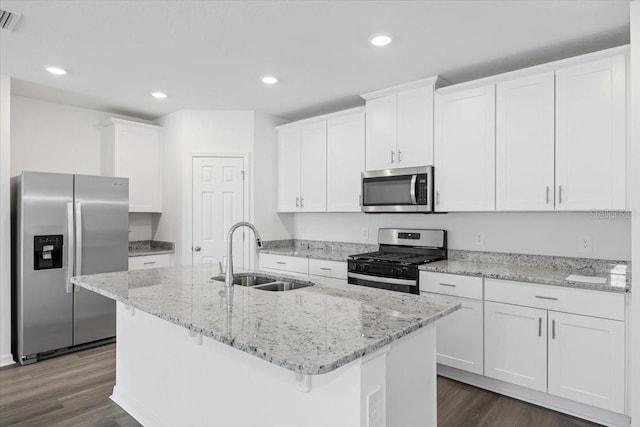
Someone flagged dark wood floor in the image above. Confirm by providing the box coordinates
[0,344,600,427]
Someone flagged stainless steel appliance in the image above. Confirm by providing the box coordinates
[11,172,128,365]
[361,166,433,213]
[347,229,446,294]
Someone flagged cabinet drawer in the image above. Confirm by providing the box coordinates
[259,253,308,274]
[128,254,172,271]
[309,259,347,280]
[485,278,624,321]
[419,272,483,300]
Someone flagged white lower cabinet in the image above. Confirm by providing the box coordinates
[259,253,347,280]
[419,272,483,375]
[484,301,548,392]
[435,296,484,375]
[128,254,173,271]
[547,311,625,413]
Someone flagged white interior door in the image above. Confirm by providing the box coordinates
[192,157,245,269]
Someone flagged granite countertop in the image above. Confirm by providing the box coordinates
[260,239,376,262]
[71,265,460,375]
[128,240,175,257]
[419,250,630,293]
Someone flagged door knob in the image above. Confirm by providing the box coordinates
[194,246,202,252]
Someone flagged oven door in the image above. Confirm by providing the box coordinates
[347,272,419,295]
[361,166,432,213]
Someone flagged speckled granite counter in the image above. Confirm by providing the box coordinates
[260,239,376,262]
[419,250,630,293]
[128,240,174,257]
[72,264,459,375]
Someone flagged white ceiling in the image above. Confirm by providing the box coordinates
[0,0,631,121]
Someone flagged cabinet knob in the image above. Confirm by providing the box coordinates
[194,246,201,252]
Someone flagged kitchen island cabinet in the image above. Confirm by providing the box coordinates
[73,265,459,427]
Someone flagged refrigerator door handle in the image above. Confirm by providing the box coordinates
[66,202,74,294]
[74,201,82,293]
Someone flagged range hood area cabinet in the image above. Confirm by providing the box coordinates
[276,108,364,213]
[361,76,448,171]
[434,48,628,213]
[102,118,163,213]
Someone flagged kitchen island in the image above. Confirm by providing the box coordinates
[72,264,459,427]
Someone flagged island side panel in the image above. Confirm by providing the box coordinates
[112,302,366,427]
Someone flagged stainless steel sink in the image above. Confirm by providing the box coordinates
[251,281,314,292]
[211,273,314,292]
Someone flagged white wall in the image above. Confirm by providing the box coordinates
[294,212,631,260]
[0,76,13,366]
[129,213,156,241]
[252,112,293,242]
[154,110,255,265]
[629,2,640,425]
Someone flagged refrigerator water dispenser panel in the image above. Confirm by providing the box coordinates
[34,235,63,270]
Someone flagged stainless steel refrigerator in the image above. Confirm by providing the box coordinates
[11,171,129,365]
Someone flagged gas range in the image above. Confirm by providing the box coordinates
[347,229,447,295]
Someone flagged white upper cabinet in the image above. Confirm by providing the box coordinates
[434,85,496,212]
[299,121,327,212]
[276,120,327,213]
[327,110,365,212]
[276,126,301,212]
[102,118,163,213]
[363,78,441,171]
[555,55,627,211]
[496,73,555,211]
[365,95,397,171]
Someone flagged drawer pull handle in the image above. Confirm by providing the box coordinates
[276,261,286,265]
[552,319,556,339]
[538,317,542,337]
[439,283,456,288]
[143,261,156,265]
[535,295,558,301]
[320,267,332,271]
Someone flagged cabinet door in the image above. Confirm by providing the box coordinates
[299,121,327,212]
[434,85,496,211]
[397,86,434,167]
[327,112,365,212]
[276,127,301,212]
[548,312,625,413]
[555,55,626,210]
[496,73,555,211]
[114,125,163,212]
[365,95,397,171]
[432,295,483,375]
[485,301,547,392]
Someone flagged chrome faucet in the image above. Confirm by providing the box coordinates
[225,222,263,288]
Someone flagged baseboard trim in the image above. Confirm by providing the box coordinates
[438,365,631,427]
[0,353,15,367]
[111,385,166,427]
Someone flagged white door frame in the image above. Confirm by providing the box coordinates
[185,152,252,270]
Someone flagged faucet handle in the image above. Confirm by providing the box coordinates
[256,238,263,250]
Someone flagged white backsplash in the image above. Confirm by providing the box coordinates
[293,211,631,261]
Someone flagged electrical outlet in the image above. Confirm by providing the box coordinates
[578,235,592,252]
[367,388,384,427]
[361,227,369,240]
[474,232,484,247]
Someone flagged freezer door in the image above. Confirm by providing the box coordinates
[17,172,74,356]
[73,175,128,345]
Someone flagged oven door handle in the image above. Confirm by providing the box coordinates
[410,175,417,204]
[348,272,417,287]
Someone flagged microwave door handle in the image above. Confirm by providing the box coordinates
[410,175,417,204]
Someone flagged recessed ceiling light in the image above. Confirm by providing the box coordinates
[369,33,393,47]
[151,92,168,99]
[261,76,278,85]
[45,66,67,75]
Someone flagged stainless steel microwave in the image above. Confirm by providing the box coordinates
[361,166,434,213]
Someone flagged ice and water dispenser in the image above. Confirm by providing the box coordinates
[33,235,63,270]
